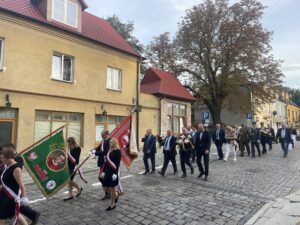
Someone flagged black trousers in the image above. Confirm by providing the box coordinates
[251,142,261,157]
[261,139,267,154]
[143,153,156,172]
[180,150,193,175]
[20,205,39,221]
[267,137,273,150]
[196,152,209,177]
[240,141,250,156]
[215,140,223,159]
[161,152,177,175]
[190,149,196,162]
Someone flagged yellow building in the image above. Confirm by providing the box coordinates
[0,0,141,153]
[287,102,300,127]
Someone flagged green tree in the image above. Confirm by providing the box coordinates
[175,0,283,124]
[145,32,178,75]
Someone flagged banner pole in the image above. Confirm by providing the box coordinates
[17,125,66,156]
[70,155,90,177]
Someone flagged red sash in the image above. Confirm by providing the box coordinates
[68,152,88,184]
[1,165,21,225]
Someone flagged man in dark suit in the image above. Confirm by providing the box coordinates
[158,129,178,176]
[250,122,261,158]
[212,123,225,160]
[194,123,211,181]
[238,124,250,156]
[267,124,275,150]
[142,129,157,174]
[94,130,110,200]
[276,123,292,158]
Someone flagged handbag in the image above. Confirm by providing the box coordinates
[288,143,293,151]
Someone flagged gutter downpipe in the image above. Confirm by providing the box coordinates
[136,57,142,150]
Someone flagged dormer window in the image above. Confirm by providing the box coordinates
[52,0,77,27]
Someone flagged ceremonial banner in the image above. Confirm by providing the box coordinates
[110,115,138,169]
[21,129,69,198]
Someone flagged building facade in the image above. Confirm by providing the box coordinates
[0,0,140,152]
[140,68,195,138]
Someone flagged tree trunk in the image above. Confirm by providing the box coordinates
[206,103,222,125]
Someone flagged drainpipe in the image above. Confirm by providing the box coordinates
[158,97,163,135]
[136,57,141,150]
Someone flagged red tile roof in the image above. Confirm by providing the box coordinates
[0,0,139,57]
[141,68,196,101]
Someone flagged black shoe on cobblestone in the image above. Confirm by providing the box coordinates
[150,171,155,174]
[143,171,149,175]
[181,174,187,178]
[158,171,164,176]
[173,171,178,175]
[198,173,204,178]
[204,176,208,181]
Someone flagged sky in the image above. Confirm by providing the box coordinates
[85,0,300,88]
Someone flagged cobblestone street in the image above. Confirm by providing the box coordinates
[23,143,300,225]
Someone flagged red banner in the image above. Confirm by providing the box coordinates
[109,115,138,169]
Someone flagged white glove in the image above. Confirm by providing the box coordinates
[257,140,260,143]
[89,149,96,156]
[112,174,117,181]
[100,172,105,178]
[20,196,29,206]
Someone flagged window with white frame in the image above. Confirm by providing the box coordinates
[106,67,122,91]
[0,38,4,69]
[52,53,73,82]
[34,111,83,145]
[53,0,78,27]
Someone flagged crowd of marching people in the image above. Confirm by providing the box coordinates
[141,121,298,182]
[0,121,297,224]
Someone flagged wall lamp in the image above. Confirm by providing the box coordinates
[5,94,11,108]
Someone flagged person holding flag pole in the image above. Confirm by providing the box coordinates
[0,146,29,225]
[63,137,84,201]
[90,130,111,200]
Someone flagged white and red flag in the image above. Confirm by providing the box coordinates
[109,115,138,169]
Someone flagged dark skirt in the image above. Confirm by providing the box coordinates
[69,165,76,181]
[102,173,119,188]
[0,192,15,219]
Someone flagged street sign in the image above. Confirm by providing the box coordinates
[203,112,210,120]
[247,113,252,120]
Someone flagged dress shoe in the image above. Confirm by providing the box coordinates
[198,173,204,178]
[204,176,208,181]
[158,171,164,176]
[191,167,194,175]
[143,171,149,175]
[76,187,83,197]
[173,171,178,175]
[150,171,155,174]
[63,196,73,201]
[106,205,116,211]
[31,212,40,225]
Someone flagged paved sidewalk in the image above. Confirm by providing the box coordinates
[246,190,300,225]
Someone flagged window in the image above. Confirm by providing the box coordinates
[95,115,125,142]
[53,0,77,27]
[0,38,4,69]
[52,53,73,82]
[166,102,187,134]
[106,67,122,91]
[34,111,83,145]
